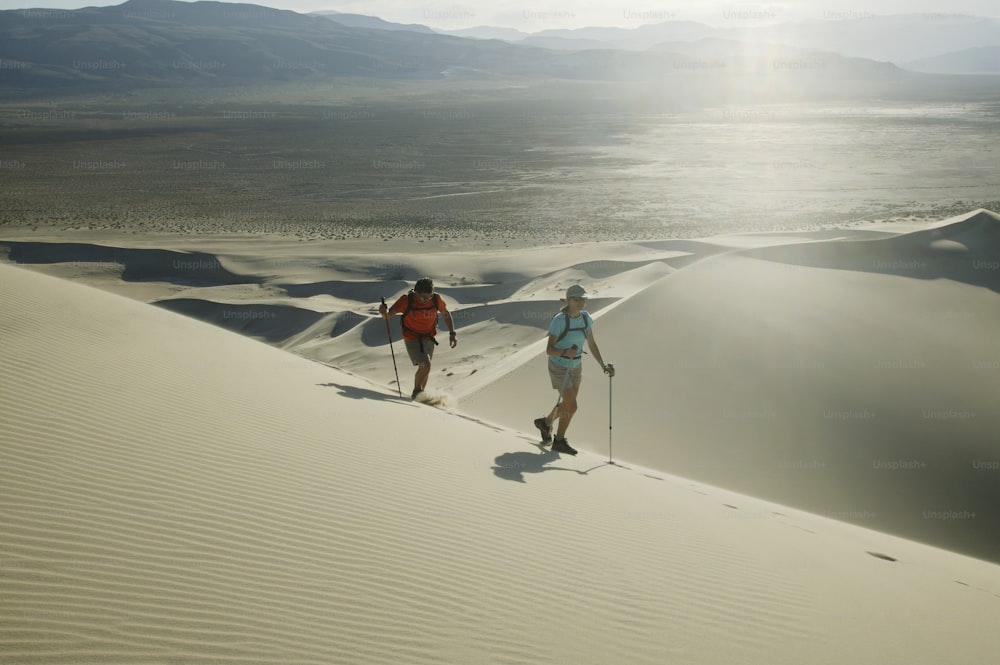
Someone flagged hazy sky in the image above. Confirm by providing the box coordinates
[1,0,998,31]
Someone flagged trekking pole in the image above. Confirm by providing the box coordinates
[381,297,402,398]
[606,362,615,465]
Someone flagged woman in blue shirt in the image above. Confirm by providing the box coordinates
[535,284,615,455]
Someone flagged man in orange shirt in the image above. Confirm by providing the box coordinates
[379,277,457,399]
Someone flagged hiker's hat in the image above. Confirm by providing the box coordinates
[564,284,588,300]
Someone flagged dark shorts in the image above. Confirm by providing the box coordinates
[405,337,436,366]
[548,358,582,391]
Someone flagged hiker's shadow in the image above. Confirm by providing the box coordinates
[318,382,410,404]
[492,445,588,483]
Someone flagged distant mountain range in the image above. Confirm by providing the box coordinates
[1,0,994,93]
[320,11,1000,72]
[0,0,542,88]
[905,45,1000,74]
[743,15,1000,66]
[311,11,435,35]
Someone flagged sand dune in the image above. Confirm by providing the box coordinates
[463,210,1000,562]
[4,258,1000,663]
[743,209,1000,292]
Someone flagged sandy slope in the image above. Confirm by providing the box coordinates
[462,210,1000,562]
[2,249,1000,663]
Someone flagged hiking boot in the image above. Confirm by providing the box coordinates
[533,417,552,444]
[411,387,424,400]
[551,437,577,455]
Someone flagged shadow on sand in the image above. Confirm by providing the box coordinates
[492,444,591,483]
[318,382,411,405]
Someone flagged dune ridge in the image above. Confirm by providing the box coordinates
[741,209,1000,292]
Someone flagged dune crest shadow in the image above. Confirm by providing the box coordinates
[1,241,259,286]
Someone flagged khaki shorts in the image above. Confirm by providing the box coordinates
[548,358,582,391]
[405,337,436,366]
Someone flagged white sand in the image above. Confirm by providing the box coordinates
[2,212,1000,663]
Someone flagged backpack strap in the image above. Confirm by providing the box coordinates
[555,311,591,344]
[555,312,570,344]
[579,311,591,340]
